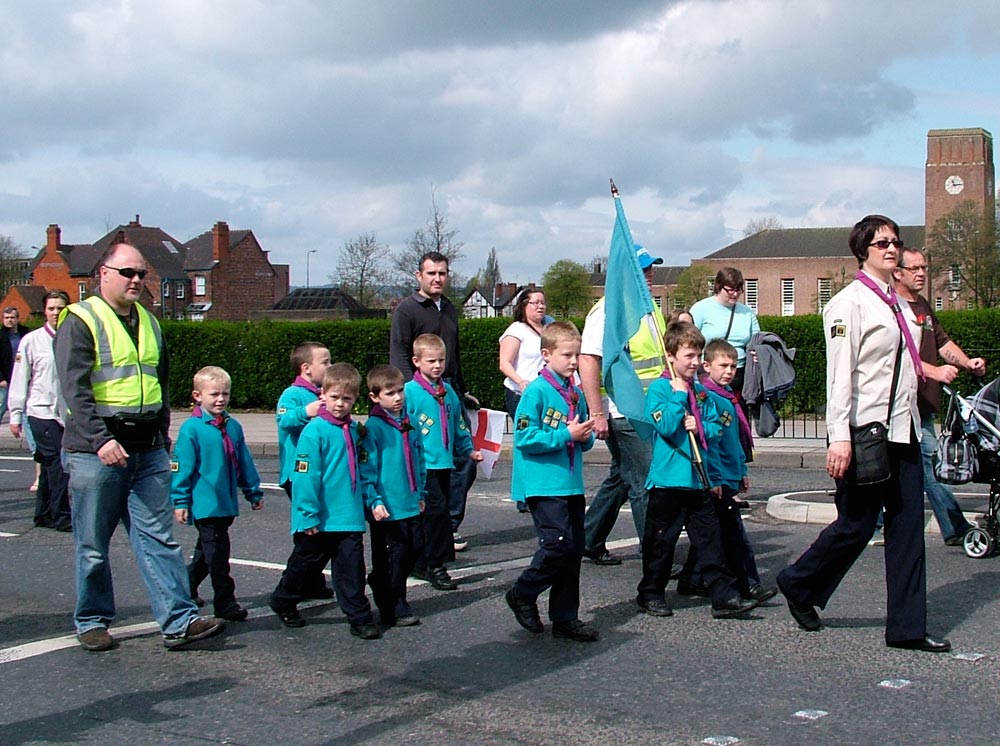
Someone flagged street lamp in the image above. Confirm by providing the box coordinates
[306,249,317,288]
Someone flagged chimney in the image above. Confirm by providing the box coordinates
[212,221,230,263]
[128,214,141,227]
[46,224,61,253]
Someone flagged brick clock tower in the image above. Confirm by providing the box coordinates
[925,127,995,233]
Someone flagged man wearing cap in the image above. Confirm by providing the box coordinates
[580,245,667,565]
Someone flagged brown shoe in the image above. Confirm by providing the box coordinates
[163,617,226,649]
[78,627,115,652]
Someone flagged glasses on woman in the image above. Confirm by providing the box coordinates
[526,300,546,307]
[722,286,742,295]
[868,239,904,250]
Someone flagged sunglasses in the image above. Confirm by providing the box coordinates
[868,239,904,250]
[104,265,148,280]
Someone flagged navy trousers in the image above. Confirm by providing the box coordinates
[188,516,238,614]
[679,486,760,595]
[29,416,71,529]
[514,494,585,623]
[368,515,423,621]
[419,469,455,569]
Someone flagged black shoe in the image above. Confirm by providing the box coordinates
[711,596,760,619]
[552,619,599,642]
[53,521,73,532]
[410,566,431,582]
[216,605,249,622]
[302,586,335,600]
[270,602,306,628]
[745,584,779,603]
[887,635,951,653]
[505,587,543,633]
[733,499,751,511]
[676,580,709,597]
[427,567,458,591]
[777,574,823,631]
[636,596,673,617]
[393,615,421,627]
[583,547,622,566]
[350,622,382,640]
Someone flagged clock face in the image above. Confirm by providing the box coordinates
[945,175,965,195]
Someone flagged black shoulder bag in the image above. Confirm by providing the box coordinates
[847,338,902,486]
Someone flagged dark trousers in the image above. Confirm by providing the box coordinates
[638,487,739,606]
[449,453,477,532]
[188,516,238,613]
[282,480,332,594]
[29,416,70,529]
[368,515,423,621]
[418,469,455,569]
[513,494,585,623]
[777,438,927,643]
[680,486,760,595]
[271,531,373,625]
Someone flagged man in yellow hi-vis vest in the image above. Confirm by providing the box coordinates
[55,242,225,652]
[580,245,667,565]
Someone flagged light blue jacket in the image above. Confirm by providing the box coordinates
[276,384,318,486]
[704,387,749,491]
[644,377,720,491]
[361,414,426,521]
[404,378,472,469]
[289,417,367,534]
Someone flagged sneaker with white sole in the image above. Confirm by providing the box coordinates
[453,532,468,552]
[163,616,226,649]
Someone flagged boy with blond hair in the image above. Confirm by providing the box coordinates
[362,364,426,627]
[171,366,263,621]
[404,333,482,591]
[270,363,380,639]
[505,321,598,641]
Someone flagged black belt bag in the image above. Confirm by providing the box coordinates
[847,340,901,487]
[107,412,160,448]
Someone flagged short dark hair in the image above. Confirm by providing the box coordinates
[323,363,362,396]
[713,268,744,294]
[290,341,327,375]
[513,290,545,323]
[43,290,70,305]
[418,252,449,271]
[897,246,925,268]
[367,364,404,396]
[848,214,901,267]
[664,321,705,355]
[703,338,738,363]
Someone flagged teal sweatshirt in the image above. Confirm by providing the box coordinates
[276,383,318,486]
[704,387,749,491]
[404,378,472,469]
[361,413,426,521]
[644,376,721,491]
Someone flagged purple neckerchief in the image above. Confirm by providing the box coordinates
[370,404,417,493]
[412,370,449,449]
[660,369,707,449]
[43,323,56,339]
[539,367,579,469]
[854,271,925,381]
[292,375,321,396]
[192,405,240,479]
[316,405,357,491]
[701,377,753,458]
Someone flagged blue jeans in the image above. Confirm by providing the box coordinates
[67,449,197,636]
[583,417,652,551]
[921,413,974,542]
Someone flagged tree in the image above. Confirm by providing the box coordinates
[541,259,591,318]
[671,263,716,308]
[332,232,392,308]
[927,200,1000,308]
[394,185,466,295]
[742,216,784,237]
[0,235,30,299]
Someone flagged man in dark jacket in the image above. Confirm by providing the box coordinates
[0,306,29,423]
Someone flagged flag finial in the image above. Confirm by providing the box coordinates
[609,178,619,198]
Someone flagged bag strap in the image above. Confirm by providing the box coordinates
[724,303,737,341]
[884,334,903,427]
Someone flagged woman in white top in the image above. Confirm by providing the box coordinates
[498,290,548,419]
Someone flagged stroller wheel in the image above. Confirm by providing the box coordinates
[963,527,994,559]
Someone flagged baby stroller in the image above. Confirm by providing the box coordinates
[936,381,1000,558]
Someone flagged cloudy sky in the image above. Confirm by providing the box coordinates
[3,0,1000,287]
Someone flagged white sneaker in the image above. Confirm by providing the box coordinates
[869,529,885,547]
[453,532,468,552]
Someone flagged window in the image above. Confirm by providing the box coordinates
[162,281,170,296]
[176,283,185,299]
[195,276,206,296]
[949,265,962,292]
[653,295,663,309]
[744,279,758,313]
[817,278,832,313]
[77,281,87,301]
[935,296,943,311]
[781,278,795,316]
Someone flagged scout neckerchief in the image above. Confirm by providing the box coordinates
[43,323,56,340]
[539,367,579,469]
[370,404,417,493]
[292,375,321,396]
[316,404,358,491]
[412,369,449,449]
[659,368,707,449]
[701,376,753,458]
[192,405,240,479]
[855,271,925,382]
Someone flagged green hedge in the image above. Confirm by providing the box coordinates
[160,312,1000,412]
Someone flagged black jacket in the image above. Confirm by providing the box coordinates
[0,323,29,383]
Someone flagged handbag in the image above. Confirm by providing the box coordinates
[846,340,901,486]
[933,395,977,485]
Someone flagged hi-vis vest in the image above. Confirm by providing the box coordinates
[593,297,668,395]
[63,296,163,417]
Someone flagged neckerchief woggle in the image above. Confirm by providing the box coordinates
[539,367,579,469]
[191,405,240,479]
[412,370,449,449]
[316,404,358,492]
[701,376,753,459]
[370,404,417,493]
[659,368,708,450]
[854,271,925,381]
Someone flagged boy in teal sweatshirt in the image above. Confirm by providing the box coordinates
[362,365,426,628]
[269,364,380,640]
[637,323,759,620]
[505,321,598,642]
[172,366,263,621]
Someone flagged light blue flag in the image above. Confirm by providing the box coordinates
[602,186,658,439]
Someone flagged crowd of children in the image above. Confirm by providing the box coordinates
[168,320,771,643]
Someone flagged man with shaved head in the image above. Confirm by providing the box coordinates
[55,241,225,652]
